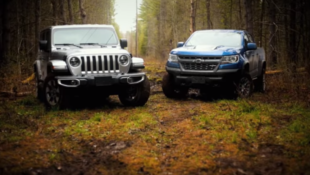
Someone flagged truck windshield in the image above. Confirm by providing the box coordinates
[185,31,242,47]
[53,28,118,46]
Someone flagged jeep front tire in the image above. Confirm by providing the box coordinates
[118,76,150,107]
[43,74,70,109]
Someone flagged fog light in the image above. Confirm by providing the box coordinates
[71,80,78,85]
[127,77,133,83]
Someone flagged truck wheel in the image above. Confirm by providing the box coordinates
[43,74,70,109]
[118,76,150,107]
[255,68,266,92]
[236,73,253,98]
[35,73,44,102]
[162,73,188,98]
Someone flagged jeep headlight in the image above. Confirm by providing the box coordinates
[69,57,81,67]
[119,55,129,66]
[221,55,239,64]
[168,54,178,62]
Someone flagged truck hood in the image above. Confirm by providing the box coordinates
[170,45,242,56]
[51,47,129,60]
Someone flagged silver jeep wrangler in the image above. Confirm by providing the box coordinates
[34,25,150,108]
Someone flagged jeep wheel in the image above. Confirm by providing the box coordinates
[35,73,44,102]
[162,73,188,98]
[43,74,70,109]
[236,73,253,98]
[255,68,266,92]
[118,76,150,107]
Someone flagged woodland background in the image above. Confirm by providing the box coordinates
[0,0,310,92]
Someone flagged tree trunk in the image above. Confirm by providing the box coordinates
[243,0,253,36]
[206,0,212,29]
[67,0,74,24]
[259,0,265,46]
[79,0,87,24]
[35,0,41,53]
[1,0,10,66]
[51,0,58,25]
[289,0,297,72]
[59,0,66,24]
[268,0,277,67]
[190,0,196,33]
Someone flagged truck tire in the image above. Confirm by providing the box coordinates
[162,73,188,98]
[43,74,70,109]
[255,68,266,92]
[236,73,253,98]
[118,76,150,107]
[35,73,44,102]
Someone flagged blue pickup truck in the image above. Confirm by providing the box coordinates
[162,30,266,98]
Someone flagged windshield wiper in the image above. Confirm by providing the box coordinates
[80,43,106,48]
[55,43,83,48]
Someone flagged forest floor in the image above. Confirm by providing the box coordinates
[0,59,310,175]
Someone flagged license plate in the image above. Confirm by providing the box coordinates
[192,77,205,84]
[95,76,112,86]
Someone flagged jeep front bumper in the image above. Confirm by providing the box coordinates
[55,72,146,88]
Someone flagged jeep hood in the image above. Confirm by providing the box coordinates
[170,45,242,56]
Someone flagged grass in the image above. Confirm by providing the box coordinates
[0,59,310,174]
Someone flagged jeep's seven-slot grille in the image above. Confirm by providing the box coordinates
[178,56,221,60]
[181,63,218,70]
[81,55,119,74]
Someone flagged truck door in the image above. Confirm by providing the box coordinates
[243,34,255,78]
[246,33,259,78]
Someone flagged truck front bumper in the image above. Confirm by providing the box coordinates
[55,72,146,88]
[166,66,241,86]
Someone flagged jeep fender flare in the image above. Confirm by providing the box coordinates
[33,60,42,81]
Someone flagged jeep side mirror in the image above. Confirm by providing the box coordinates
[177,42,184,48]
[39,40,48,51]
[120,39,128,49]
[247,43,257,50]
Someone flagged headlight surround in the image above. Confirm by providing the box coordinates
[119,55,129,66]
[221,55,239,64]
[69,57,81,67]
[168,54,178,62]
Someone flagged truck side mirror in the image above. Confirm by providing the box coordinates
[39,40,48,51]
[120,39,128,49]
[247,43,257,50]
[177,42,184,48]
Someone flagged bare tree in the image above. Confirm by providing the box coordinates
[35,0,41,53]
[79,0,87,24]
[67,0,74,24]
[268,0,277,66]
[190,0,196,33]
[206,0,212,29]
[59,0,66,24]
[243,0,253,36]
[51,0,58,25]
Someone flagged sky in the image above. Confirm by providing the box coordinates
[114,0,143,34]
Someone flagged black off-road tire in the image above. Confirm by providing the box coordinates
[43,74,71,109]
[118,76,150,107]
[255,68,266,93]
[236,73,254,98]
[162,73,188,99]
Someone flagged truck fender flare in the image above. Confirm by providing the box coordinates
[33,60,42,80]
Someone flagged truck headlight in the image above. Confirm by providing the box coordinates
[119,55,129,65]
[221,55,239,64]
[69,57,81,67]
[168,54,178,62]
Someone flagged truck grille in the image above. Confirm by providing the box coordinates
[181,63,218,70]
[81,55,119,74]
[179,56,221,60]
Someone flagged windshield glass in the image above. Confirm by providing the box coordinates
[53,28,118,45]
[185,31,242,47]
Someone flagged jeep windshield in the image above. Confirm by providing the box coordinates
[185,31,242,47]
[53,27,118,46]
